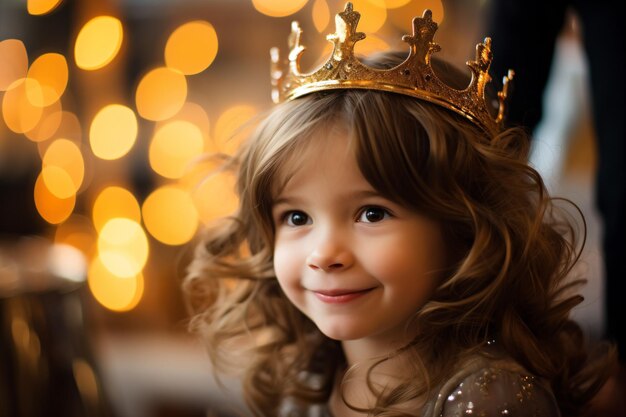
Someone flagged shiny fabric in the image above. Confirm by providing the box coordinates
[278,355,560,417]
[424,356,560,417]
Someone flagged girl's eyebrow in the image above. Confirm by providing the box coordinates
[352,189,384,199]
[274,189,384,206]
[272,196,301,206]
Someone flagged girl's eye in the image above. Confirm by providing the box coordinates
[358,206,391,223]
[284,211,311,226]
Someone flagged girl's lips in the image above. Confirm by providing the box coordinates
[312,288,375,304]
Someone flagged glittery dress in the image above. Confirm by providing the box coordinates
[278,355,561,417]
[421,355,561,417]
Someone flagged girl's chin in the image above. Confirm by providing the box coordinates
[315,323,371,341]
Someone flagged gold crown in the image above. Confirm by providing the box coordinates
[270,2,514,135]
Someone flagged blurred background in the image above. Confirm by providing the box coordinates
[0,0,603,416]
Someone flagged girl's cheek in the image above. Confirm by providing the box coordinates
[273,243,298,282]
[362,245,404,276]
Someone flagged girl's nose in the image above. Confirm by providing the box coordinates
[306,235,354,272]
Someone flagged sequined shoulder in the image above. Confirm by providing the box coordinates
[439,367,561,417]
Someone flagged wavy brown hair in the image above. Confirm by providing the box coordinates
[184,75,614,415]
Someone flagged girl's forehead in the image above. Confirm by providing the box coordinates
[271,125,355,197]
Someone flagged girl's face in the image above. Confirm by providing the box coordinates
[271,128,447,344]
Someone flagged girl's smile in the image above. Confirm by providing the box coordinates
[311,287,378,304]
[271,127,447,345]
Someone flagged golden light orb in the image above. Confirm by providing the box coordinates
[149,120,204,179]
[389,0,444,27]
[252,0,309,17]
[165,21,218,75]
[0,39,28,91]
[97,218,149,278]
[135,67,187,121]
[75,16,123,70]
[24,98,62,142]
[27,53,68,106]
[349,0,387,33]
[53,111,82,142]
[42,138,84,198]
[2,78,44,133]
[383,0,411,8]
[214,104,256,155]
[41,165,76,200]
[312,0,330,33]
[34,172,75,224]
[166,102,212,151]
[92,186,141,232]
[192,171,238,225]
[89,104,138,160]
[354,33,390,56]
[142,186,199,245]
[88,256,144,312]
[27,0,63,15]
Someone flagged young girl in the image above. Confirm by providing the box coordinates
[184,4,614,416]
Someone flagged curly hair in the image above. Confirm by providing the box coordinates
[184,82,614,415]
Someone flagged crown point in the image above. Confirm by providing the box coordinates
[496,69,515,124]
[270,47,279,62]
[271,4,511,135]
[288,21,302,50]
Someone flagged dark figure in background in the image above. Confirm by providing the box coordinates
[487,0,625,414]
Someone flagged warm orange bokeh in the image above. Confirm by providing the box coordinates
[75,16,123,70]
[135,67,187,121]
[142,186,199,245]
[165,21,218,75]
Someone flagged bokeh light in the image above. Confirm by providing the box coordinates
[88,257,144,312]
[214,104,256,155]
[354,33,390,56]
[89,104,138,160]
[38,111,81,157]
[72,358,100,403]
[251,0,309,17]
[389,0,444,28]
[167,102,212,151]
[2,78,44,133]
[312,0,330,33]
[348,0,386,33]
[48,243,87,283]
[27,0,63,15]
[0,39,28,91]
[92,186,141,232]
[24,99,62,142]
[165,21,218,75]
[97,218,149,278]
[135,67,187,121]
[54,215,97,257]
[27,53,68,106]
[142,186,199,245]
[75,16,123,70]
[41,165,76,200]
[34,172,75,224]
[53,111,82,142]
[149,120,204,179]
[42,138,84,198]
[383,0,411,8]
[192,171,238,225]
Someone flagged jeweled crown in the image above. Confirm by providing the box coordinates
[270,2,514,135]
